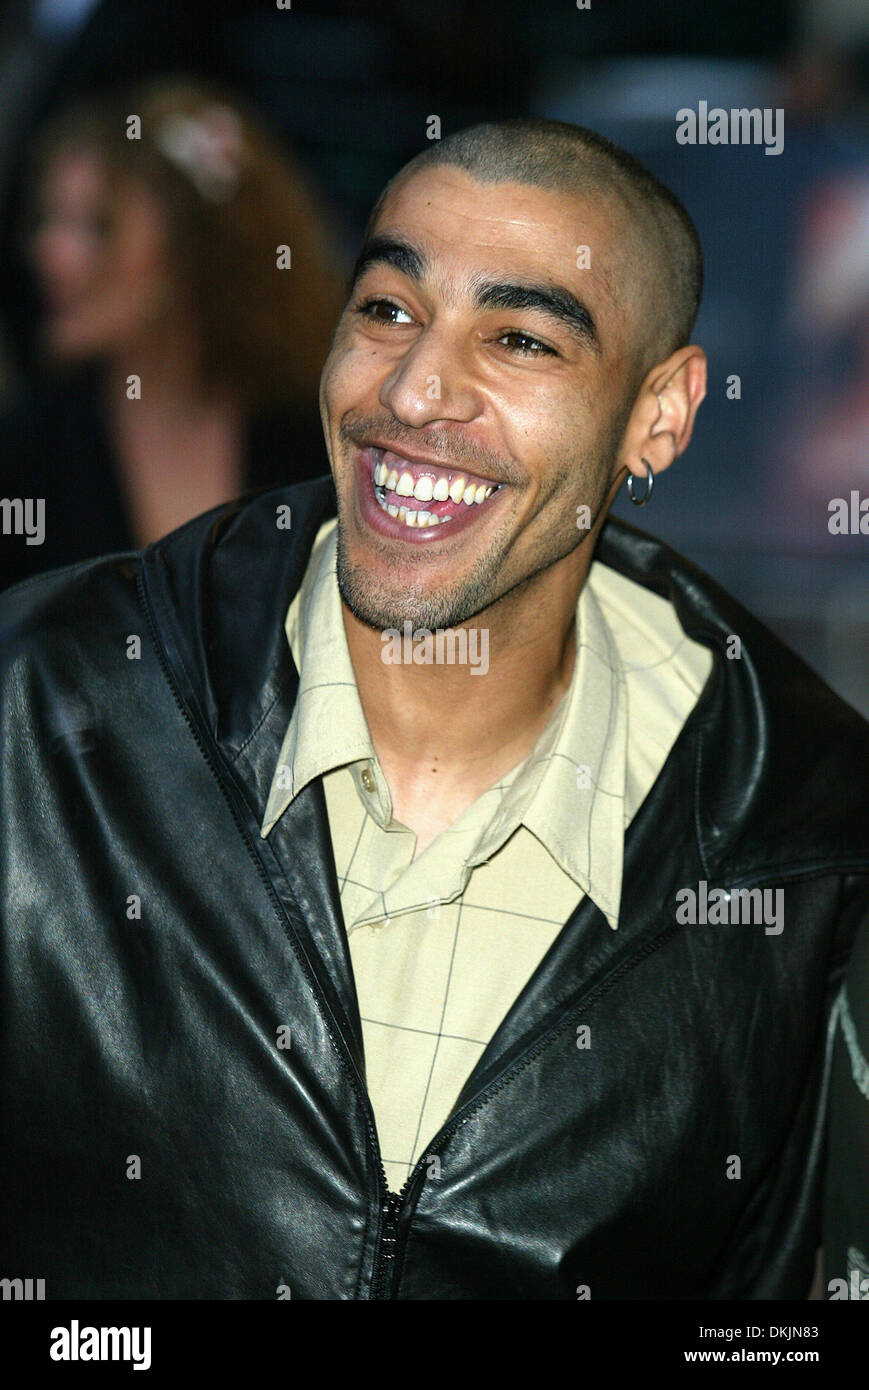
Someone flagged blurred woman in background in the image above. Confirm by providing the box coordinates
[0,76,344,590]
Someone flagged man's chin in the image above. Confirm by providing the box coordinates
[335,521,468,631]
[337,571,466,635]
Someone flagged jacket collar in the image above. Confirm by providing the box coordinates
[141,475,869,890]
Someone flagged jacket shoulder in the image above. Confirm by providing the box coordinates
[598,517,869,875]
[0,550,144,687]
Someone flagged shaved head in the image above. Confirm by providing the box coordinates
[363,118,703,379]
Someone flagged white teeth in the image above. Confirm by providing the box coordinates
[400,508,440,528]
[372,454,498,526]
[395,472,415,497]
[374,489,451,527]
[412,476,434,503]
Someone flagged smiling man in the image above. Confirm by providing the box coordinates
[1,119,868,1302]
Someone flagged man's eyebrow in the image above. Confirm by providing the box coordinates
[349,234,601,354]
[472,278,600,354]
[349,235,425,290]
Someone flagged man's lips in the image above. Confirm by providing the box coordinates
[354,444,507,539]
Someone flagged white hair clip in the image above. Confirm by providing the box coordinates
[154,104,244,202]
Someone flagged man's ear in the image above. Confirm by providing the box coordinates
[619,345,707,483]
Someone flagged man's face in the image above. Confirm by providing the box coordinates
[320,165,640,632]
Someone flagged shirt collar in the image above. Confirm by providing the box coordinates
[506,577,628,928]
[259,519,377,837]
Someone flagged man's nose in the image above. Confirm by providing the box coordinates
[378,324,482,429]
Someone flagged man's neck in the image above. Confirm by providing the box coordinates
[342,552,590,853]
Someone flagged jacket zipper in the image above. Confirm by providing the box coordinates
[371,1189,403,1299]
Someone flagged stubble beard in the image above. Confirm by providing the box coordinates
[335,519,513,633]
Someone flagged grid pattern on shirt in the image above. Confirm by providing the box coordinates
[260,518,713,1191]
[323,763,585,1189]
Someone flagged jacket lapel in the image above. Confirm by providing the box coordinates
[142,476,368,1073]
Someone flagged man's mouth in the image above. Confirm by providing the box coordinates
[362,445,505,531]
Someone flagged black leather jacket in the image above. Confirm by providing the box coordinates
[1,476,867,1300]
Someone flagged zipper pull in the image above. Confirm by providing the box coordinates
[375,1191,402,1296]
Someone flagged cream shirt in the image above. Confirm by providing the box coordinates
[261,519,712,1190]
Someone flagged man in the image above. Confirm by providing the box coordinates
[1,119,867,1300]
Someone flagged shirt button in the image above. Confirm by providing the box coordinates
[360,767,375,793]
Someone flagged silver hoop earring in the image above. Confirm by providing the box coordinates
[627,458,654,506]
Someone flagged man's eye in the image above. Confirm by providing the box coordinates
[497,330,556,357]
[355,298,414,325]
